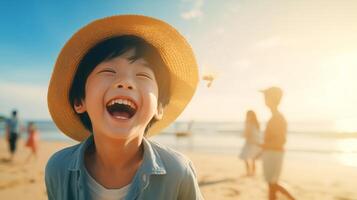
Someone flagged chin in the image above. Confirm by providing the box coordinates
[105,127,144,140]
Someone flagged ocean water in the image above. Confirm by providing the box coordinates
[1,120,357,167]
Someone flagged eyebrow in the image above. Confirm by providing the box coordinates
[130,58,150,66]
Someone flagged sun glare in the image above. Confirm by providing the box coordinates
[335,138,357,167]
[334,118,357,133]
[323,52,357,128]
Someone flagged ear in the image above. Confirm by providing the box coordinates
[154,103,164,120]
[73,99,86,114]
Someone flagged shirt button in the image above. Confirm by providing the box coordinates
[142,174,147,182]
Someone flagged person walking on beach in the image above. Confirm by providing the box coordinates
[5,110,21,161]
[25,122,40,162]
[239,110,261,176]
[260,87,295,200]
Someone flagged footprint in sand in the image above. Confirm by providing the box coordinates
[0,180,21,189]
[28,178,36,184]
[225,187,240,197]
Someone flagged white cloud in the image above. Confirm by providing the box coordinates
[180,0,204,20]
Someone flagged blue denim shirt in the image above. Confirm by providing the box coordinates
[45,135,203,200]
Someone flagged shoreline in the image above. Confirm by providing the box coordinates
[0,139,357,199]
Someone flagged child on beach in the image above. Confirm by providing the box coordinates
[25,122,40,161]
[45,15,203,200]
[260,87,295,200]
[239,110,261,176]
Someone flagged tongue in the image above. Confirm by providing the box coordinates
[111,111,130,119]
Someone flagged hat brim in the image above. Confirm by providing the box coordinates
[48,15,199,141]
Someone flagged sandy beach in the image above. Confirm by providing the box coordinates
[1,138,357,200]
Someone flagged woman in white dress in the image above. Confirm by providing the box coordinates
[239,110,261,176]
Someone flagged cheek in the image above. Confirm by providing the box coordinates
[140,80,159,101]
[85,74,111,94]
[84,78,108,108]
[150,86,159,107]
[85,83,100,97]
[142,86,159,115]
[151,81,159,99]
[148,92,159,108]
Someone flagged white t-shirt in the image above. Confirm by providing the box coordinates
[84,167,131,200]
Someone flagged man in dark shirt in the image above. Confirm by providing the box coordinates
[6,110,21,161]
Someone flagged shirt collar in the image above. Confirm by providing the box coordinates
[141,138,166,175]
[67,134,93,171]
[67,134,167,175]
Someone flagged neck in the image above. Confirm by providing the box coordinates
[90,133,144,170]
[270,106,279,115]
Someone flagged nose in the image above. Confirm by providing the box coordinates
[114,78,134,90]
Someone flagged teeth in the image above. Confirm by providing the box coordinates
[123,99,128,105]
[108,98,137,110]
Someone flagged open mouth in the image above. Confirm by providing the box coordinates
[106,98,138,120]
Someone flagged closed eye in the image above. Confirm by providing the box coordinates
[97,68,116,74]
[136,73,153,80]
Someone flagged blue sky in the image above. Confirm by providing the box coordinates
[0,0,189,84]
[1,0,357,132]
[0,0,222,119]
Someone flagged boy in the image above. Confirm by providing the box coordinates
[260,87,295,200]
[46,15,203,200]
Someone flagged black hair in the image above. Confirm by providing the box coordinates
[12,110,17,117]
[69,35,171,133]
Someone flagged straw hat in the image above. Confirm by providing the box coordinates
[48,15,199,141]
[260,87,283,99]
